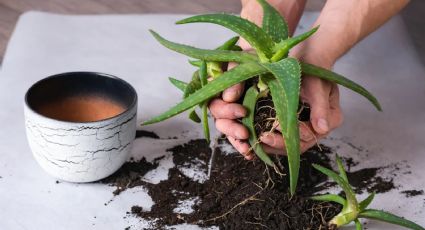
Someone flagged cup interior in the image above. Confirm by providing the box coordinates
[25,72,137,122]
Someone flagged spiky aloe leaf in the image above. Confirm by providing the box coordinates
[199,61,210,142]
[312,164,358,209]
[359,192,375,211]
[183,71,202,98]
[189,60,202,67]
[355,219,363,230]
[335,155,349,182]
[216,36,240,50]
[301,62,382,111]
[257,0,289,42]
[142,62,268,125]
[169,77,187,92]
[201,104,210,141]
[359,209,425,230]
[242,86,274,166]
[176,14,275,60]
[188,107,201,123]
[311,194,346,206]
[262,58,301,195]
[150,30,258,63]
[271,27,318,62]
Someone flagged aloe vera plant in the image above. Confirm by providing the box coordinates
[312,156,424,230]
[142,0,381,195]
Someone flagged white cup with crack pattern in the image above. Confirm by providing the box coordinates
[24,72,137,182]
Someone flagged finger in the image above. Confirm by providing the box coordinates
[299,122,315,142]
[222,82,245,103]
[300,139,322,153]
[273,120,315,142]
[328,84,344,129]
[262,144,286,155]
[222,62,244,102]
[303,78,331,135]
[227,136,254,160]
[209,99,246,119]
[262,138,320,154]
[272,120,281,131]
[259,132,285,149]
[215,119,249,140]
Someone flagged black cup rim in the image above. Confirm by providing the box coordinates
[24,71,138,124]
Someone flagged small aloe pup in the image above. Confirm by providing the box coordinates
[312,156,425,230]
[142,0,382,195]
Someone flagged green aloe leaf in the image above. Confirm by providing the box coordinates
[355,219,363,230]
[262,58,301,195]
[188,107,201,123]
[271,27,318,62]
[359,209,425,230]
[242,86,274,166]
[217,36,240,50]
[142,62,268,125]
[176,14,275,60]
[150,30,258,63]
[169,77,187,92]
[199,61,210,142]
[183,71,202,98]
[312,164,358,209]
[335,155,349,182]
[201,103,210,141]
[168,77,200,123]
[189,60,202,67]
[301,62,382,111]
[311,194,346,206]
[257,0,289,42]
[359,192,375,211]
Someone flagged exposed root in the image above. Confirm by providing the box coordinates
[205,190,264,222]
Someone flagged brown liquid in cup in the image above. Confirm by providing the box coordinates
[37,96,126,122]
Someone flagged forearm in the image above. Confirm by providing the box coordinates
[293,0,410,67]
[240,0,307,48]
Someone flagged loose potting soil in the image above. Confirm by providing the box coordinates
[131,139,341,229]
[101,134,404,229]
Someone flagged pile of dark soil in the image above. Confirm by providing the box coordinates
[101,136,400,229]
[130,139,341,229]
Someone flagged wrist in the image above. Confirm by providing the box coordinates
[290,42,335,70]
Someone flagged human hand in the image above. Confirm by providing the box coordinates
[210,58,343,158]
[259,71,343,154]
[209,62,256,160]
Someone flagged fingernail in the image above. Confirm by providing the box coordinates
[317,118,329,133]
[234,109,246,118]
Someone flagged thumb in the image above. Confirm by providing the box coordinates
[222,62,244,102]
[304,79,331,135]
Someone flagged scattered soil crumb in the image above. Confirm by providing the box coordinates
[135,130,160,139]
[346,168,396,194]
[341,156,359,171]
[401,190,424,198]
[101,157,160,195]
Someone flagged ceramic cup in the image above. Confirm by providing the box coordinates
[24,72,137,182]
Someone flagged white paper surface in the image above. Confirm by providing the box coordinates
[0,12,424,230]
